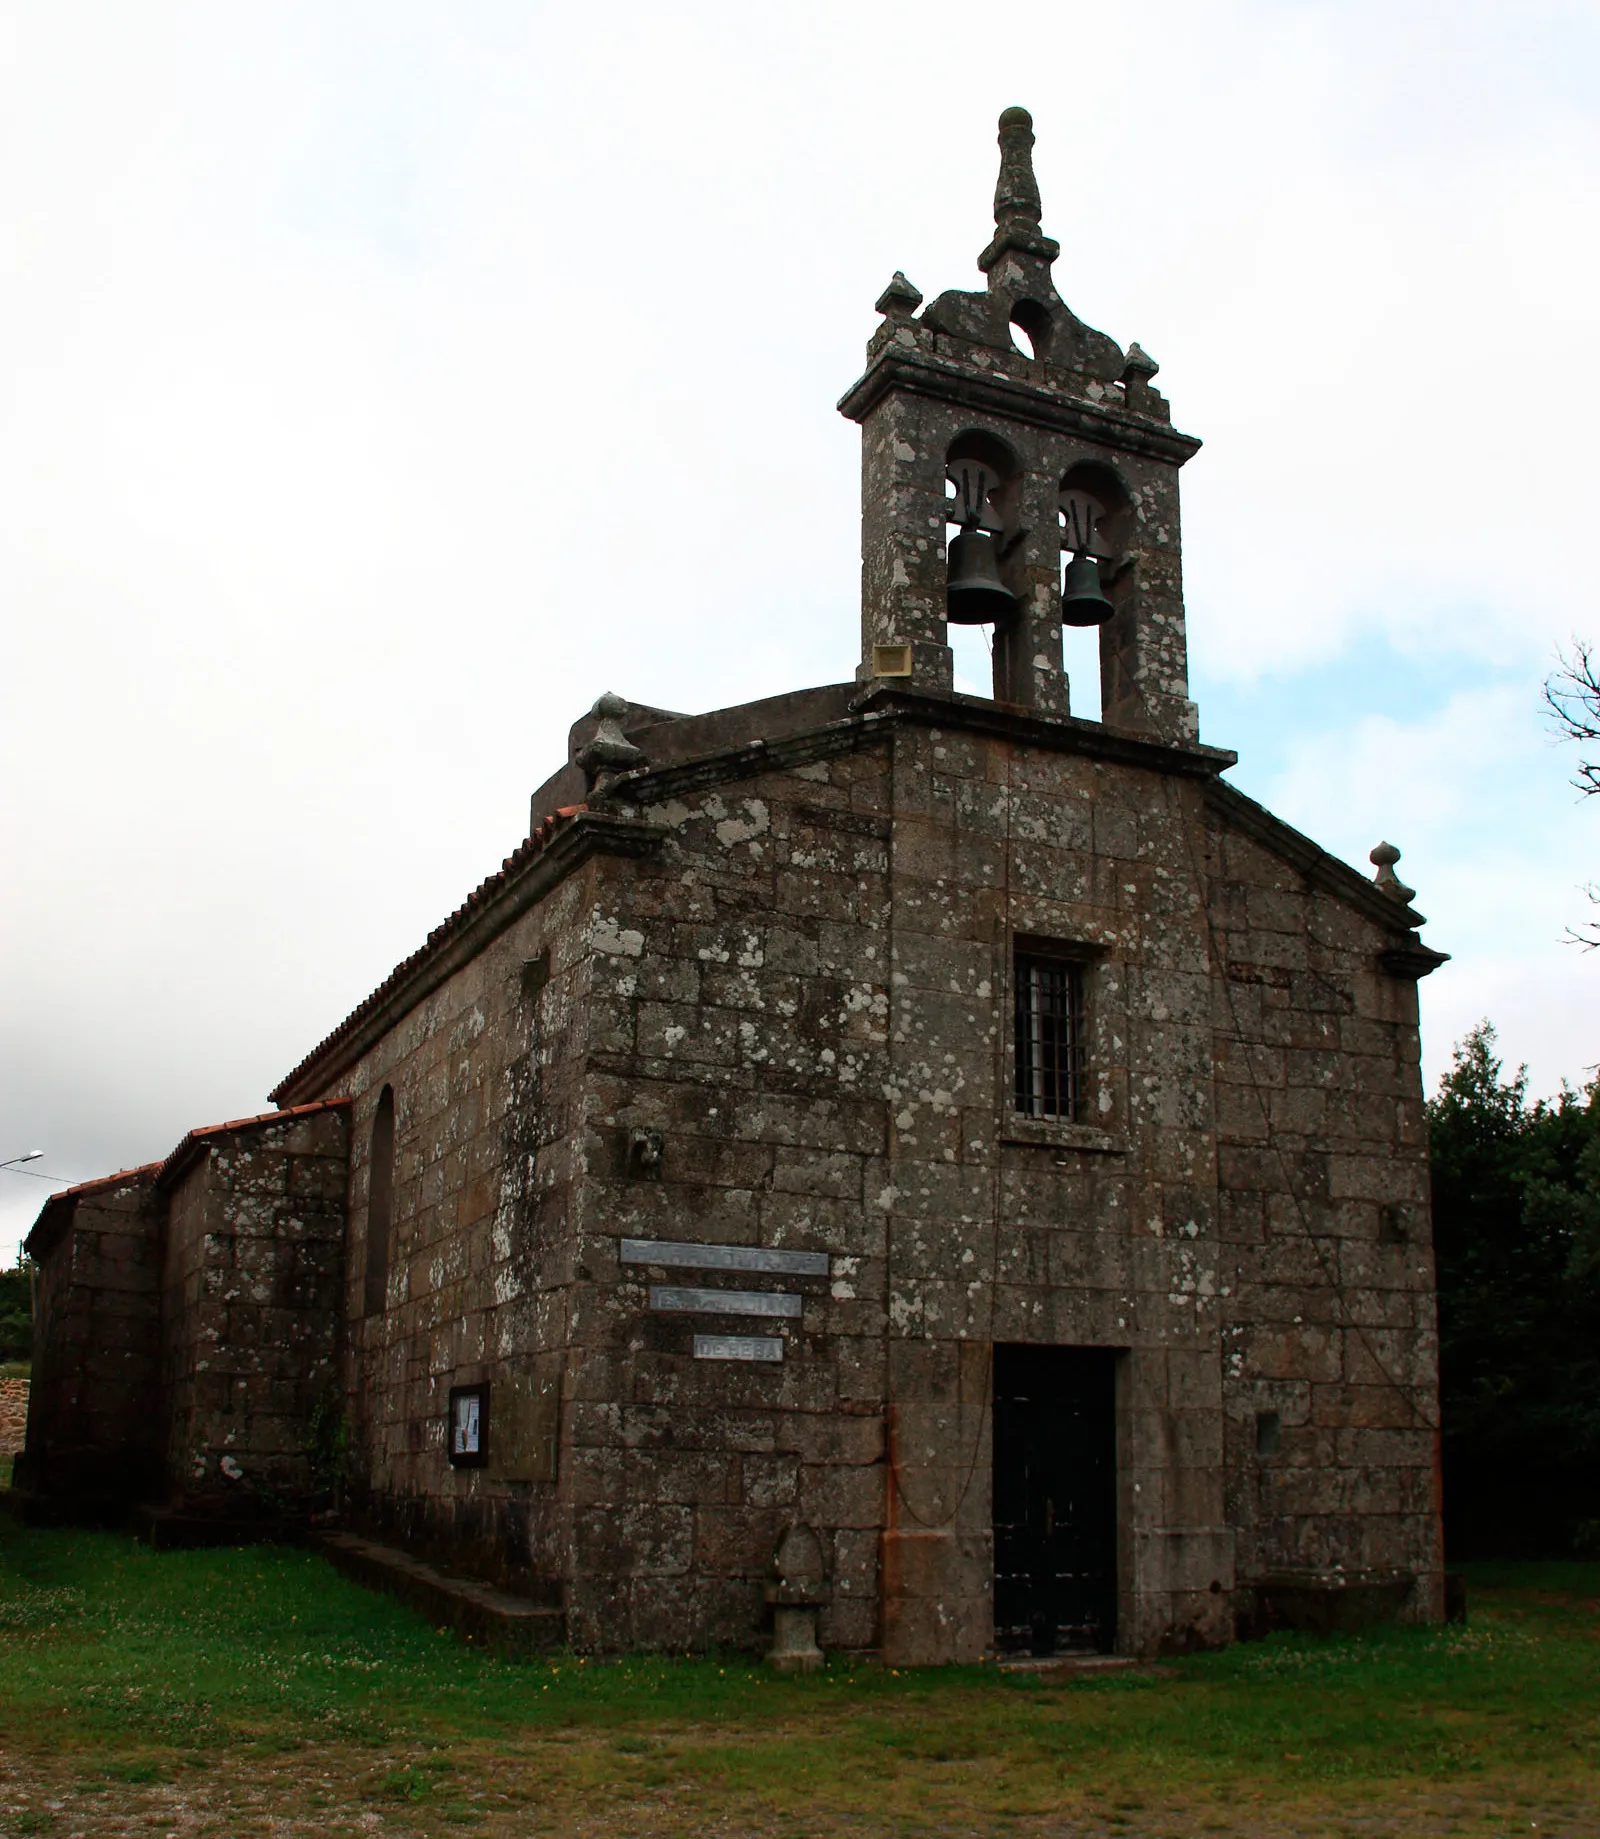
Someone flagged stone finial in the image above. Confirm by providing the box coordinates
[769,1520,828,1602]
[1122,342,1159,384]
[875,271,923,318]
[980,106,1060,270]
[1370,842,1417,904]
[575,691,645,793]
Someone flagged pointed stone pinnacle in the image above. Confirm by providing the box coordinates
[979,106,1059,273]
[1123,343,1160,382]
[875,271,923,318]
[994,107,1042,229]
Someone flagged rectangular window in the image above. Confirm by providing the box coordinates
[1013,951,1086,1121]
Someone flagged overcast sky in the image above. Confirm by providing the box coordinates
[4,1,1598,1260]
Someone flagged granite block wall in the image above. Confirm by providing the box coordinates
[257,681,1443,1662]
[569,741,896,1651]
[18,1169,164,1507]
[557,717,1234,1660]
[1205,813,1444,1619]
[0,1378,30,1461]
[330,861,596,1596]
[158,1104,349,1513]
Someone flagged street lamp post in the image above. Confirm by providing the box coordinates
[1,1155,46,1324]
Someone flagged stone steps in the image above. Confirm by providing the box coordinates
[313,1529,565,1656]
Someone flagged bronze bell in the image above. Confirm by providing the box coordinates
[946,528,1016,625]
[1061,551,1114,626]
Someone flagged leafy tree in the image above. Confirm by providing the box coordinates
[1430,1021,1600,1556]
[0,1263,32,1364]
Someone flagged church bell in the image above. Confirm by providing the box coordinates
[1061,551,1114,626]
[946,528,1017,626]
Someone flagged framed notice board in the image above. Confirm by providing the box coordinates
[448,1383,489,1468]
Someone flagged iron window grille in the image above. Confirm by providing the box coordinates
[1014,951,1087,1122]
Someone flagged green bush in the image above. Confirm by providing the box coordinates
[1431,1023,1600,1557]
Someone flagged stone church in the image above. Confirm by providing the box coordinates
[20,109,1447,1663]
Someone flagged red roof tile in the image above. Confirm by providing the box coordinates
[156,1097,352,1190]
[50,1162,163,1202]
[23,1161,165,1258]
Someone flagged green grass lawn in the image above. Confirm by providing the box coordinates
[0,1512,1594,1836]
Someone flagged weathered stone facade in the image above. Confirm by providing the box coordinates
[159,1105,349,1515]
[20,1164,164,1511]
[22,109,1446,1660]
[21,1105,348,1527]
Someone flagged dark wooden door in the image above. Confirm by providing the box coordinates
[992,1344,1118,1655]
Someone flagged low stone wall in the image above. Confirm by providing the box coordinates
[0,1377,31,1457]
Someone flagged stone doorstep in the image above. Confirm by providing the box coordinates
[997,1653,1144,1677]
[313,1529,565,1658]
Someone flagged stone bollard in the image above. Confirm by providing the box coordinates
[765,1522,829,1674]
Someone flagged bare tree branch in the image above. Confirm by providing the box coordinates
[1548,642,1600,946]
[1546,639,1600,799]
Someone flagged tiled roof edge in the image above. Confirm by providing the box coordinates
[155,1098,352,1192]
[22,1161,163,1261]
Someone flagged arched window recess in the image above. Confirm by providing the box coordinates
[363,1085,396,1318]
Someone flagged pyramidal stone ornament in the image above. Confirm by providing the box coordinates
[875,271,923,318]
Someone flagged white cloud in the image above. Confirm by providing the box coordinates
[1257,681,1600,1095]
[3,0,1599,1256]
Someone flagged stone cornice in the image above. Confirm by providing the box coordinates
[273,697,1443,1111]
[609,719,885,809]
[1378,941,1452,981]
[603,688,1236,818]
[837,348,1203,467]
[848,686,1238,777]
[1206,779,1447,962]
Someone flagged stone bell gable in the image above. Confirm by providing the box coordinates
[20,108,1446,1663]
[840,105,1200,742]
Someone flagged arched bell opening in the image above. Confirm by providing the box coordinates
[1059,462,1132,720]
[945,431,1020,698]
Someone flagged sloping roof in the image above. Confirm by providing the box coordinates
[268,803,592,1105]
[268,690,1246,1109]
[23,1100,358,1261]
[48,1163,163,1202]
[23,1162,163,1260]
[266,681,1444,1114]
[155,1097,352,1192]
